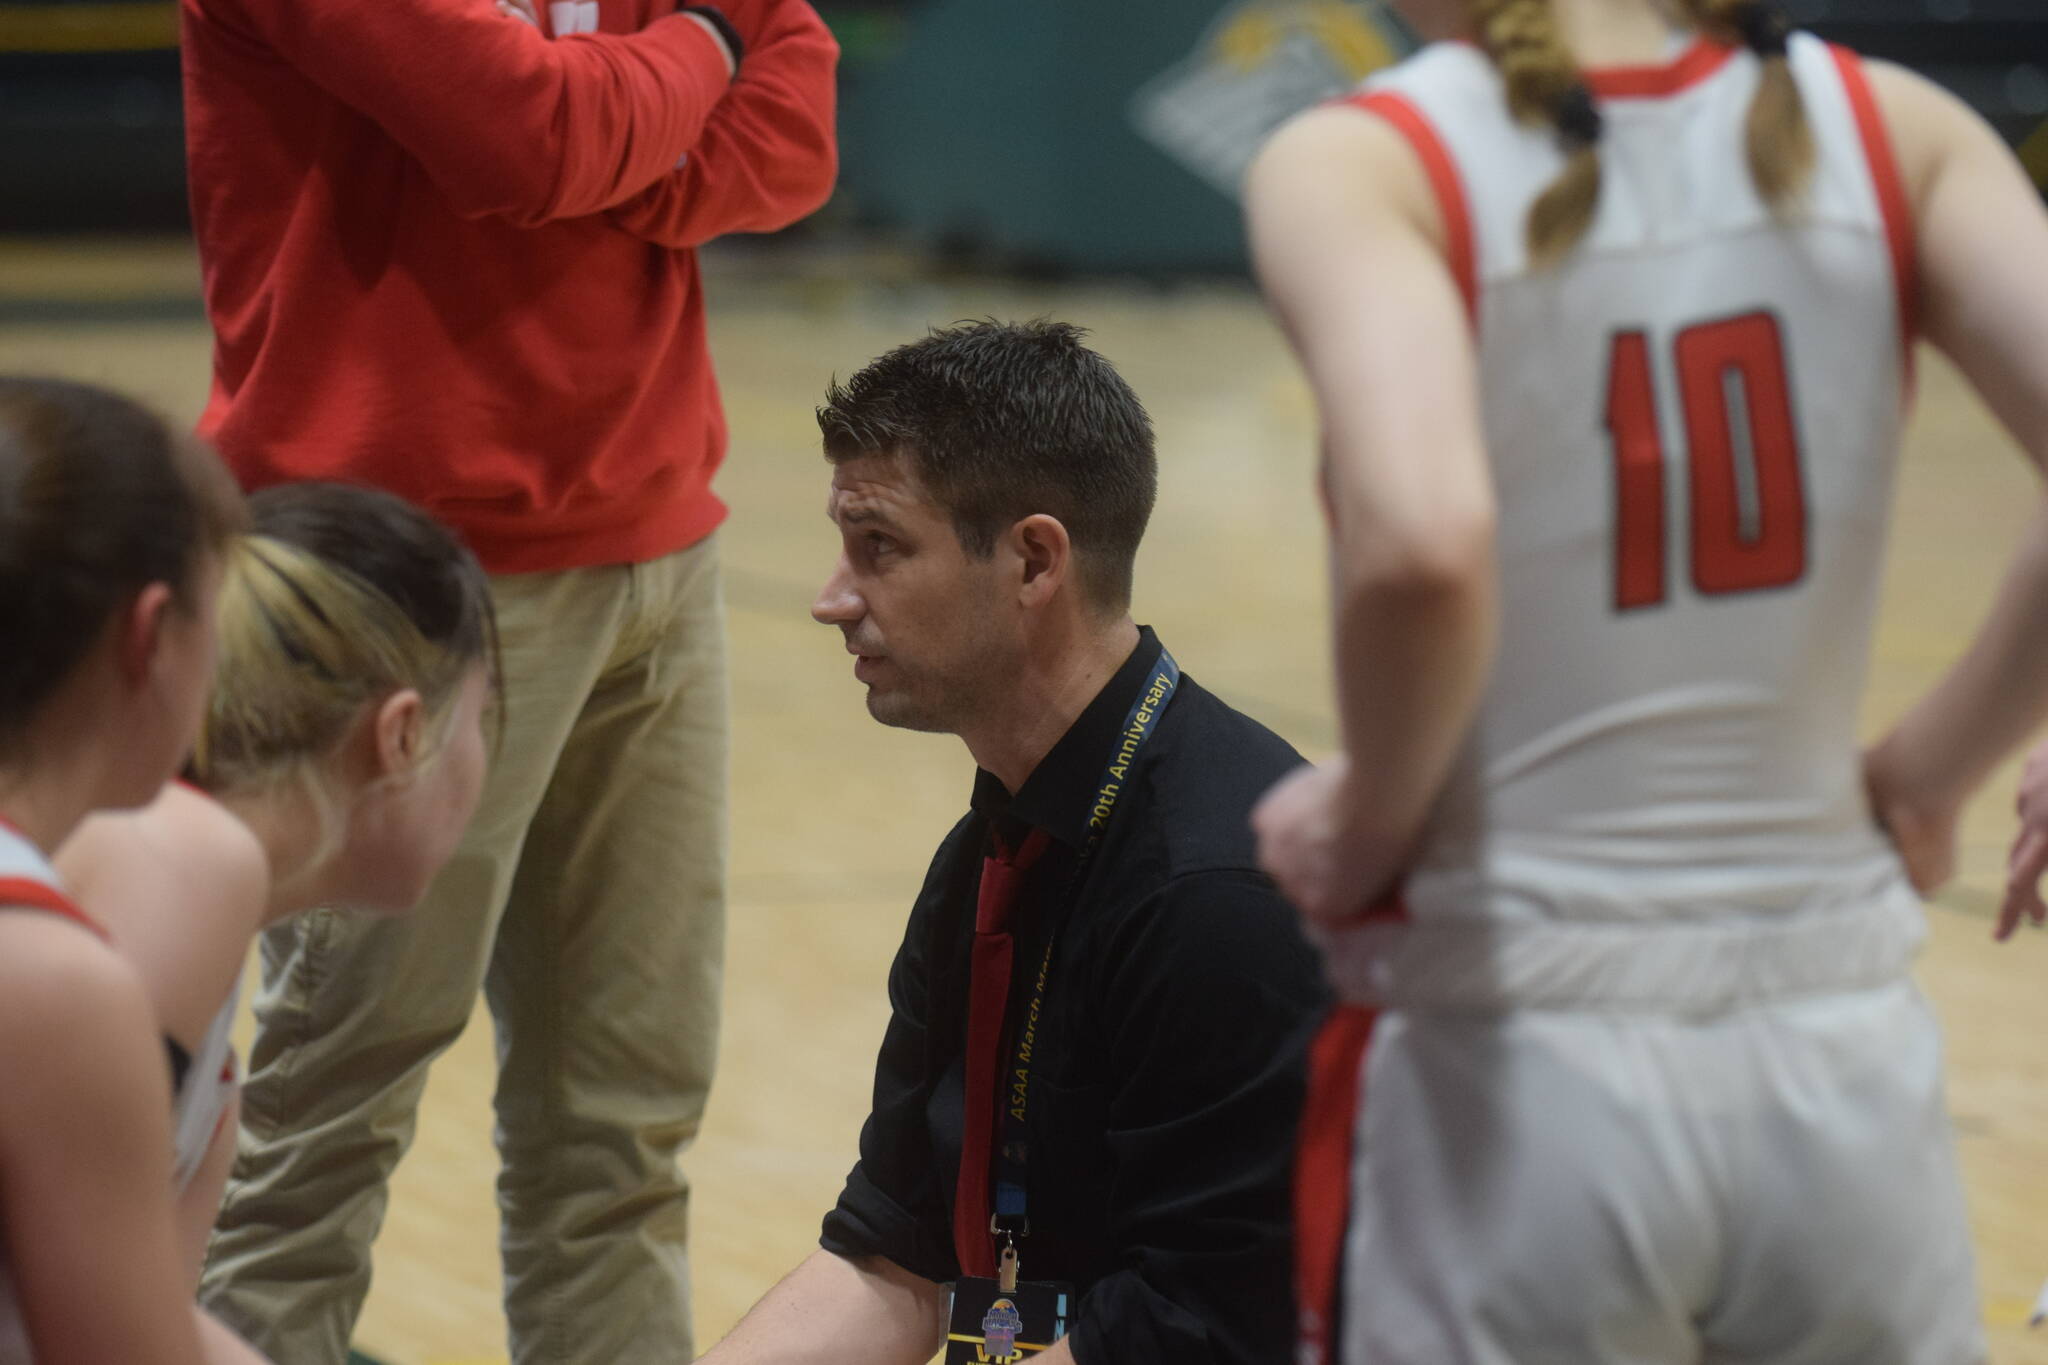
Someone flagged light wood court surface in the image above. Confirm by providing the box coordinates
[3,239,2047,1362]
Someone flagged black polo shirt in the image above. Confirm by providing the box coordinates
[820,627,1330,1365]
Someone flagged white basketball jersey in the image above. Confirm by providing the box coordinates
[172,982,240,1193]
[1320,35,1927,1010]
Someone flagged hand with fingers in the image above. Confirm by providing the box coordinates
[1999,737,2048,941]
[1255,759,1357,925]
[1252,757,1406,927]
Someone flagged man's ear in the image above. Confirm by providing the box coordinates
[371,689,427,780]
[117,583,176,687]
[1011,514,1073,608]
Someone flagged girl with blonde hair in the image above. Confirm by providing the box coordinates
[1247,0,2048,1359]
[58,480,496,1283]
[0,377,266,1364]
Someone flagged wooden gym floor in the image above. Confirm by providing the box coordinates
[1,237,2045,1363]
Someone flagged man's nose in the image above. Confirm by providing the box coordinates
[812,555,860,626]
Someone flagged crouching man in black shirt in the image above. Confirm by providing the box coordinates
[700,320,1329,1365]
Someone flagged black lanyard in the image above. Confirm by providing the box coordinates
[988,649,1181,1247]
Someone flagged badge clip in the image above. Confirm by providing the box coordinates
[997,1237,1020,1293]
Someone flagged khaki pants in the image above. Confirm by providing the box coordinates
[201,537,729,1365]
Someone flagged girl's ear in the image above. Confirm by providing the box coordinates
[116,583,176,687]
[371,688,427,779]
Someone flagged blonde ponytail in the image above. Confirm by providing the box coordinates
[191,483,494,821]
[1470,0,1605,268]
[194,534,474,804]
[1683,0,1815,209]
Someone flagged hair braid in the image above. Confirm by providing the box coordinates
[1682,0,1815,209]
[1471,0,1605,268]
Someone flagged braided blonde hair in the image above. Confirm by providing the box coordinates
[1682,0,1815,207]
[1471,0,1602,269]
[1468,0,1815,269]
[190,483,496,873]
[195,535,475,796]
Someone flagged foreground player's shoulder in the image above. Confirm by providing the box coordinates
[1247,51,1480,302]
[1251,41,1486,177]
[1852,55,2010,209]
[0,916,183,1230]
[0,911,159,1093]
[1246,94,1437,238]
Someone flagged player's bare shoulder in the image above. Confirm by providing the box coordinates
[157,782,269,917]
[1246,99,1441,239]
[55,784,269,1041]
[1855,55,2006,206]
[0,906,157,1087]
[60,783,268,934]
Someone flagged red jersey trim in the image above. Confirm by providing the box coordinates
[1582,38,1737,100]
[0,877,110,941]
[1293,1004,1381,1365]
[1828,44,1919,380]
[1342,91,1480,331]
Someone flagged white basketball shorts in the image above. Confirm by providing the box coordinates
[1335,979,1983,1365]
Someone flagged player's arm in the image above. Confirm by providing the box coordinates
[0,926,213,1365]
[604,0,839,248]
[193,0,735,225]
[1852,62,2048,933]
[697,1249,947,1364]
[1242,104,1499,921]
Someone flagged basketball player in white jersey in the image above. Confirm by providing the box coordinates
[1245,0,2048,1359]
[57,482,494,1285]
[0,377,268,1364]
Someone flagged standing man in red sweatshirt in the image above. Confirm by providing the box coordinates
[178,1,837,1360]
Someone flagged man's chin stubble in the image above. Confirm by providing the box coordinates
[865,690,955,736]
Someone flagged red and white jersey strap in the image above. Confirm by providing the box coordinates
[1338,89,1479,328]
[0,823,104,940]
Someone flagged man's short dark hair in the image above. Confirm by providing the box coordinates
[816,319,1158,612]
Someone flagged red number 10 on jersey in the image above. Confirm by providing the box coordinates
[1605,311,1808,611]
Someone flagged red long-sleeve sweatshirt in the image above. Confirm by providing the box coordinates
[182,0,839,573]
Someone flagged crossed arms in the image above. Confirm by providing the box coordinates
[192,0,836,235]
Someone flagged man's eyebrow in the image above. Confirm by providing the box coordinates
[834,503,890,527]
